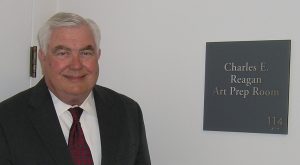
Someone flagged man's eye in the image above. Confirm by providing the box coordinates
[55,50,69,56]
[80,50,94,56]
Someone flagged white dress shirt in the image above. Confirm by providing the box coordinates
[49,91,101,165]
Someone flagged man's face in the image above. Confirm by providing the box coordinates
[39,25,100,105]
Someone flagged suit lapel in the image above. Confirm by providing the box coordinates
[27,79,73,165]
[93,87,122,165]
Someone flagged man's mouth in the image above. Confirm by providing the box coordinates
[64,74,86,81]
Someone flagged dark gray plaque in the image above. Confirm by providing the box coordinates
[203,40,291,134]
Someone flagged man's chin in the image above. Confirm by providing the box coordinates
[65,88,89,96]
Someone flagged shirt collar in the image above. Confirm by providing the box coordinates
[49,91,97,117]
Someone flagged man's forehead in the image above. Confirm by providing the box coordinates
[50,25,94,39]
[47,25,97,51]
[51,24,90,32]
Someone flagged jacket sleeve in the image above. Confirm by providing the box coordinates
[135,104,151,165]
[0,124,13,165]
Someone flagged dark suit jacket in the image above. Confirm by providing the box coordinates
[0,79,151,165]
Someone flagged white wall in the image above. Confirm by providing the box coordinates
[57,0,300,165]
[0,0,33,101]
[0,0,57,101]
[30,0,58,86]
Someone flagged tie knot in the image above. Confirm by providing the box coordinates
[68,107,83,122]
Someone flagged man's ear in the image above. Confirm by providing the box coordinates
[97,49,101,59]
[38,49,46,62]
[38,49,46,73]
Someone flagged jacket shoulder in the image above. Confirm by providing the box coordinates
[0,88,33,111]
[93,85,143,120]
[93,85,138,105]
[0,87,35,124]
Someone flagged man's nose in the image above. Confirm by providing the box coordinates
[70,54,83,69]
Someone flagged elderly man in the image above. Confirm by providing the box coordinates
[0,12,151,165]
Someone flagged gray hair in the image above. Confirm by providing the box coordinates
[38,12,101,52]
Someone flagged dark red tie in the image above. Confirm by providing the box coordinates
[68,107,94,165]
